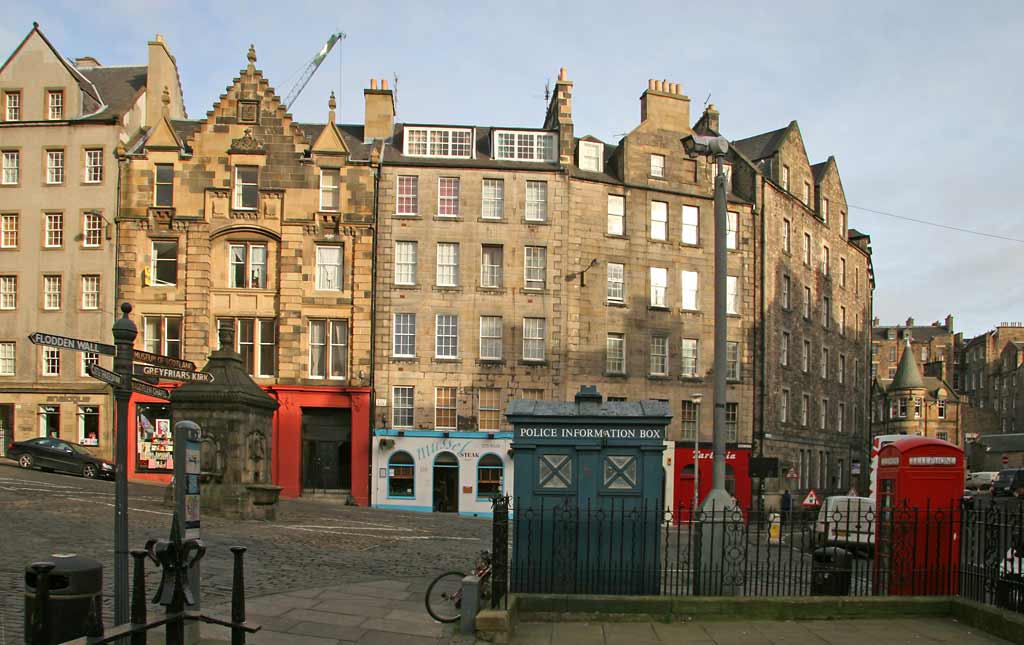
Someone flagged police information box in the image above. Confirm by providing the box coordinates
[506,386,671,594]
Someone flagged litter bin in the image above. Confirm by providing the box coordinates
[24,554,103,643]
[810,547,852,595]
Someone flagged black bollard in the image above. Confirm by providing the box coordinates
[30,562,55,645]
[130,549,148,645]
[230,547,247,645]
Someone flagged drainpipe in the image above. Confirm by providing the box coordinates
[369,141,383,433]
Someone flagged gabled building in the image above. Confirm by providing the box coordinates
[0,24,184,460]
[871,340,962,444]
[871,315,957,387]
[116,46,375,501]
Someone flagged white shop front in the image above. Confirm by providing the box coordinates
[371,429,514,517]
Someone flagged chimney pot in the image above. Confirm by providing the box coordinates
[671,83,679,94]
[654,80,663,92]
[649,79,656,90]
[662,79,668,91]
[370,78,378,90]
[381,78,389,90]
[156,34,165,43]
[906,317,915,327]
[559,67,568,81]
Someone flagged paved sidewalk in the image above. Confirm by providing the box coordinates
[508,618,1012,644]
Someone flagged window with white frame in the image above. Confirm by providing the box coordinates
[801,393,810,426]
[839,354,846,384]
[606,333,625,374]
[726,211,738,249]
[78,405,100,446]
[607,195,625,235]
[493,130,555,162]
[0,275,15,309]
[4,92,19,121]
[681,401,699,440]
[781,332,790,366]
[81,275,99,310]
[837,403,845,432]
[436,242,459,287]
[682,270,699,310]
[83,213,103,247]
[435,314,458,358]
[781,165,790,191]
[524,246,546,289]
[151,240,178,286]
[319,168,340,211]
[394,241,417,285]
[479,316,502,360]
[523,317,546,361]
[803,232,811,265]
[144,315,181,358]
[0,341,14,375]
[233,166,258,210]
[820,399,828,429]
[404,127,473,158]
[435,387,457,429]
[803,286,811,319]
[43,275,61,310]
[43,348,60,376]
[525,181,548,222]
[219,318,277,377]
[1,214,17,247]
[650,267,667,307]
[782,219,791,252]
[650,154,665,178]
[47,90,63,120]
[315,245,343,291]
[396,175,418,215]
[84,149,103,183]
[802,339,810,373]
[308,319,346,379]
[478,389,501,431]
[822,296,831,328]
[154,164,174,206]
[727,341,740,380]
[1,151,18,184]
[821,245,830,276]
[481,245,503,288]
[840,257,846,286]
[681,338,698,377]
[607,262,624,302]
[438,177,460,216]
[682,205,699,245]
[392,313,416,357]
[45,213,63,248]
[650,335,668,376]
[822,197,829,224]
[80,351,98,377]
[725,403,738,441]
[579,141,603,172]
[392,386,414,427]
[650,201,668,240]
[780,388,789,422]
[821,347,830,379]
[727,275,739,314]
[229,243,267,289]
[938,401,947,419]
[482,179,504,219]
[781,274,791,309]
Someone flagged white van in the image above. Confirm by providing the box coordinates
[815,496,875,553]
[965,471,998,491]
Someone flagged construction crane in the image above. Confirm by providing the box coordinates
[283,32,346,110]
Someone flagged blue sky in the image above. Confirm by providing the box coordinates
[6,0,1023,338]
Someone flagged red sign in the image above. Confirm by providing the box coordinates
[802,489,821,507]
[1003,454,1010,466]
[784,467,799,479]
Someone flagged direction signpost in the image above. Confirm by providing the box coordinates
[133,349,196,371]
[29,332,115,356]
[131,379,171,400]
[133,363,214,384]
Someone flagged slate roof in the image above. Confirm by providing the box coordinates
[973,433,1024,453]
[811,161,828,183]
[79,65,146,120]
[731,125,790,161]
[872,324,953,343]
[877,376,953,398]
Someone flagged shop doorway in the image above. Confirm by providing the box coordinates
[0,404,12,456]
[433,452,460,513]
[301,408,352,493]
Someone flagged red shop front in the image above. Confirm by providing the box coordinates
[127,384,370,505]
[673,442,752,520]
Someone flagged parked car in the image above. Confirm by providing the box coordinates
[6,438,114,479]
[965,471,998,491]
[815,496,875,553]
[991,468,1024,497]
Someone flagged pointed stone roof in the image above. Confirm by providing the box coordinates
[891,340,925,390]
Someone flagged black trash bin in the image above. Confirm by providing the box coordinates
[810,547,852,595]
[25,554,103,643]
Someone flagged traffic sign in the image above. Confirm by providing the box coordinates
[29,332,115,357]
[847,486,859,497]
[802,489,821,507]
[133,349,197,372]
[87,364,124,387]
[1003,454,1010,466]
[131,379,170,400]
[784,467,799,480]
[134,363,214,384]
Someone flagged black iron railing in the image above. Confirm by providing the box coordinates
[488,496,1024,613]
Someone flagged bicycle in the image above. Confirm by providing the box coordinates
[424,550,492,623]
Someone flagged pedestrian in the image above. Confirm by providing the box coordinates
[781,489,792,524]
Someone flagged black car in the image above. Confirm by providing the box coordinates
[6,438,115,479]
[992,468,1024,497]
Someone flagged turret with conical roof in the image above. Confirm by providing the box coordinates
[891,339,924,390]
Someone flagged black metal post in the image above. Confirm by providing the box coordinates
[130,549,148,645]
[112,302,137,625]
[231,546,248,645]
[491,497,509,608]
[30,562,55,645]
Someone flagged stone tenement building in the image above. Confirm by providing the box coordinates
[371,69,874,515]
[0,24,185,460]
[116,46,376,502]
[871,340,962,444]
[959,322,1024,414]
[871,315,957,387]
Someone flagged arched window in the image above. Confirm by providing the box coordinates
[388,451,415,498]
[477,454,503,499]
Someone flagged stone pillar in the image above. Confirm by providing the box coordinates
[170,325,281,520]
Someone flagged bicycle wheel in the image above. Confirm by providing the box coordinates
[425,571,465,623]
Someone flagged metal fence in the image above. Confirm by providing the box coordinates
[489,497,1024,613]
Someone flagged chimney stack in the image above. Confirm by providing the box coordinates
[363,78,394,142]
[146,34,182,127]
[543,66,574,166]
[945,314,954,332]
[906,317,915,327]
[640,78,691,132]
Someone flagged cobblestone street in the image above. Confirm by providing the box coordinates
[0,460,490,644]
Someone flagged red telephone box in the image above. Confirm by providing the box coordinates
[673,443,751,522]
[874,437,963,595]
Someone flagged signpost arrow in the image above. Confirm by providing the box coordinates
[132,349,197,372]
[133,363,214,384]
[30,332,116,357]
[87,363,124,387]
[131,379,170,400]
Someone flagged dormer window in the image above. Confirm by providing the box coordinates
[802,182,811,205]
[579,141,603,172]
[822,197,829,224]
[47,90,63,120]
[403,127,473,158]
[320,169,340,211]
[887,329,896,340]
[781,165,790,191]
[493,131,555,162]
[233,166,258,210]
